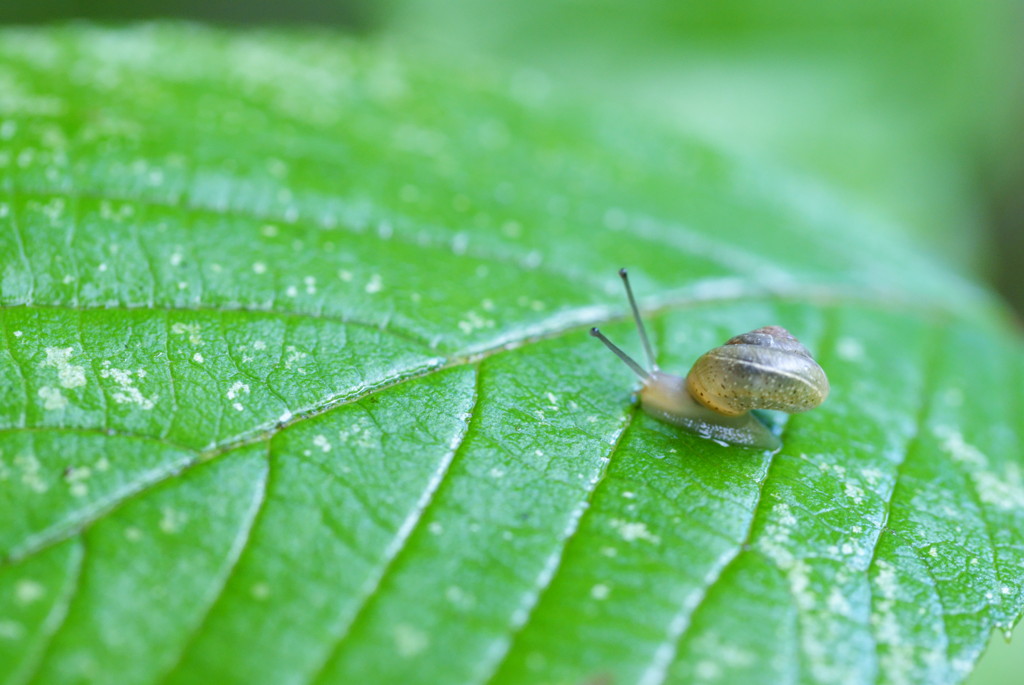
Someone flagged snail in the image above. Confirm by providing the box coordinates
[590,269,829,450]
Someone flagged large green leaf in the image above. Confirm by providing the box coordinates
[0,23,1022,685]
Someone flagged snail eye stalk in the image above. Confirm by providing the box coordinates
[618,268,658,371]
[590,327,650,381]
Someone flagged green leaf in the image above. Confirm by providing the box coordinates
[0,23,1021,685]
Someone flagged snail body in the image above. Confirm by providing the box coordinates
[591,270,829,450]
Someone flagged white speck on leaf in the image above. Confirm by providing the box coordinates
[836,337,865,361]
[610,519,660,544]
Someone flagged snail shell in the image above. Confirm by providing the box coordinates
[685,326,830,417]
[590,269,830,449]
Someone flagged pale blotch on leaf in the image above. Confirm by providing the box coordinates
[934,426,987,467]
[38,386,68,411]
[65,464,92,498]
[868,558,932,683]
[284,345,307,371]
[313,435,331,453]
[827,586,853,616]
[457,310,496,335]
[974,462,1024,512]
[0,620,25,640]
[934,426,1024,510]
[226,381,250,412]
[15,453,46,493]
[99,364,156,410]
[170,322,203,346]
[756,503,797,567]
[688,631,756,684]
[42,346,87,388]
[445,585,475,609]
[393,623,429,658]
[609,519,661,545]
[15,579,45,605]
[159,507,187,534]
[590,584,611,600]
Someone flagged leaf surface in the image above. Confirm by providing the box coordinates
[0,23,1022,685]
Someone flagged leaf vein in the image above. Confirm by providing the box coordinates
[303,363,482,684]
[480,405,638,684]
[155,443,272,684]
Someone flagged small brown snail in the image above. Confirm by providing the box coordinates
[590,269,829,450]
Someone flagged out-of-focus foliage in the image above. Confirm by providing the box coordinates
[391,0,1024,285]
[0,0,379,31]
[966,632,1024,685]
[2,0,1022,312]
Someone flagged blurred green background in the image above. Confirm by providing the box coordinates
[2,0,1021,316]
[1,0,1022,680]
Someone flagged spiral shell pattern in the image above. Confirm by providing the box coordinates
[685,326,829,416]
